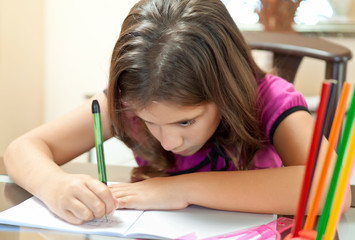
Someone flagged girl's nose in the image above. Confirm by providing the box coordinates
[160,127,183,152]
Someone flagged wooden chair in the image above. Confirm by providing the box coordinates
[243,31,352,137]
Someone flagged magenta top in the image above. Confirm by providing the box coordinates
[134,74,309,174]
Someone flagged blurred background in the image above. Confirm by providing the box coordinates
[1,0,355,166]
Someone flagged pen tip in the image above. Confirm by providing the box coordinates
[92,100,100,113]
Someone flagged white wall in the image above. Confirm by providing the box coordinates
[0,0,44,156]
[44,0,139,121]
[44,0,139,165]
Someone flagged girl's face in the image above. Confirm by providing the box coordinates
[135,101,222,156]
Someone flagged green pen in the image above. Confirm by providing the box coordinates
[92,99,107,184]
[92,99,108,221]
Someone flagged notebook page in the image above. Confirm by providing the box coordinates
[126,205,276,239]
[0,197,144,236]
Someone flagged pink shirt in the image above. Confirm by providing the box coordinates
[134,74,309,174]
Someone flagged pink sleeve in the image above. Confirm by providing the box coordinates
[258,74,309,142]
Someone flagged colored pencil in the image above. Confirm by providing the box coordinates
[92,99,108,221]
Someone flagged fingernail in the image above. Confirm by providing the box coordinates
[114,198,119,208]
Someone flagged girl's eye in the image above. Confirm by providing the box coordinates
[179,120,195,127]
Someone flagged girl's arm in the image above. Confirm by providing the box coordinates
[109,110,351,215]
[4,92,117,224]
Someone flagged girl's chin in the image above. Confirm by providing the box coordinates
[173,146,201,156]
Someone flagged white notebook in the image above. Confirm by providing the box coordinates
[0,196,276,239]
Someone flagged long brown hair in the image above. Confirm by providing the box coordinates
[107,0,266,180]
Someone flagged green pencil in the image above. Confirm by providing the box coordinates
[92,99,108,221]
[92,99,107,184]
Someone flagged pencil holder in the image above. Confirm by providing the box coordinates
[284,230,316,240]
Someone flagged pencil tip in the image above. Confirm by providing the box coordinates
[92,99,100,113]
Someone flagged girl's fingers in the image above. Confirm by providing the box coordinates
[57,198,94,224]
[60,210,85,225]
[108,185,137,209]
[44,174,117,224]
[108,182,131,190]
[109,186,129,199]
[109,182,136,196]
[115,195,140,209]
[69,181,114,219]
[86,180,117,215]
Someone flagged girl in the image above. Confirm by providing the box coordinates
[4,0,350,225]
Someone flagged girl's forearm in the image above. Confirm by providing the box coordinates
[4,136,66,199]
[178,166,306,215]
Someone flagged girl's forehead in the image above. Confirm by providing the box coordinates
[132,100,204,112]
[134,101,212,124]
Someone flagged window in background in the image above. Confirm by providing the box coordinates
[222,0,355,32]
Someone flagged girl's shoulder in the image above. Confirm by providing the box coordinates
[257,74,298,96]
[257,74,309,143]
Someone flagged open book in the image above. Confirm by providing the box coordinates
[0,196,276,239]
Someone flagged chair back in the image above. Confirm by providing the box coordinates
[243,31,352,137]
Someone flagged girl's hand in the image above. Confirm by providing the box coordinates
[109,177,189,210]
[41,172,117,225]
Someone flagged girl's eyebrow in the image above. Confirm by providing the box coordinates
[136,114,202,125]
